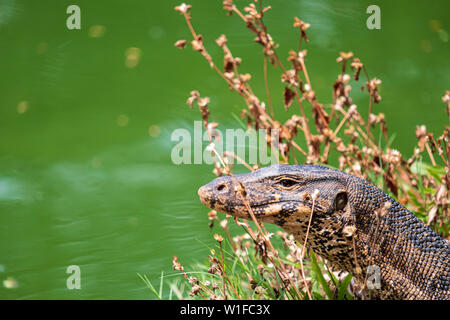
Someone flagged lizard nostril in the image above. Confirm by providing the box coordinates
[217,184,227,192]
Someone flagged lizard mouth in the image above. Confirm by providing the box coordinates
[230,202,288,218]
[198,183,309,219]
[198,179,313,220]
[228,201,312,219]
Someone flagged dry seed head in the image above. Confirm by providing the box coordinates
[212,167,222,177]
[208,210,217,221]
[342,74,351,83]
[197,96,210,107]
[369,113,377,125]
[188,276,199,285]
[207,122,219,130]
[220,219,228,229]
[298,49,307,59]
[214,233,224,243]
[174,40,187,49]
[216,34,227,47]
[283,87,296,110]
[336,51,354,62]
[312,189,320,200]
[416,125,427,139]
[191,36,203,51]
[233,217,249,227]
[383,149,401,165]
[208,265,218,275]
[442,90,450,103]
[293,17,310,30]
[348,104,357,114]
[172,255,183,271]
[376,113,385,123]
[353,163,361,175]
[223,0,234,13]
[186,91,198,109]
[240,73,251,82]
[224,71,234,80]
[189,284,201,296]
[206,143,215,152]
[235,182,247,198]
[175,3,192,14]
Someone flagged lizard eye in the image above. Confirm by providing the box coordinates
[277,179,298,188]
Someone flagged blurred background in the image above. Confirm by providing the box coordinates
[0,0,448,299]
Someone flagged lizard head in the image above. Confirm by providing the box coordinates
[198,164,358,269]
[198,164,351,230]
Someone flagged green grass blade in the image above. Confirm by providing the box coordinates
[310,252,334,299]
[159,270,164,299]
[137,273,162,299]
[169,286,173,300]
[337,273,353,300]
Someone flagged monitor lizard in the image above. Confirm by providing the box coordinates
[197,164,449,300]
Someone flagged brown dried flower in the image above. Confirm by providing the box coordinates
[350,58,363,81]
[283,87,296,111]
[175,3,192,14]
[216,34,227,47]
[293,17,310,42]
[174,40,187,49]
[214,233,224,243]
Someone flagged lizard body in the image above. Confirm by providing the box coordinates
[197,164,450,300]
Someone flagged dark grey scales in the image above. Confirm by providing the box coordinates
[197,164,450,300]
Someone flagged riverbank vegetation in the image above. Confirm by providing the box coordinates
[141,0,449,300]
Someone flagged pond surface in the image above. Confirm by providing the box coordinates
[0,0,448,299]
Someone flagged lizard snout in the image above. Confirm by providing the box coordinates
[198,176,234,210]
[197,184,210,205]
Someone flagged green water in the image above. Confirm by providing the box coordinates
[0,0,448,299]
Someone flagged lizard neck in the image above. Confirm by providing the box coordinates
[348,177,450,299]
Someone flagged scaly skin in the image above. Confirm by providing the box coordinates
[197,164,450,300]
